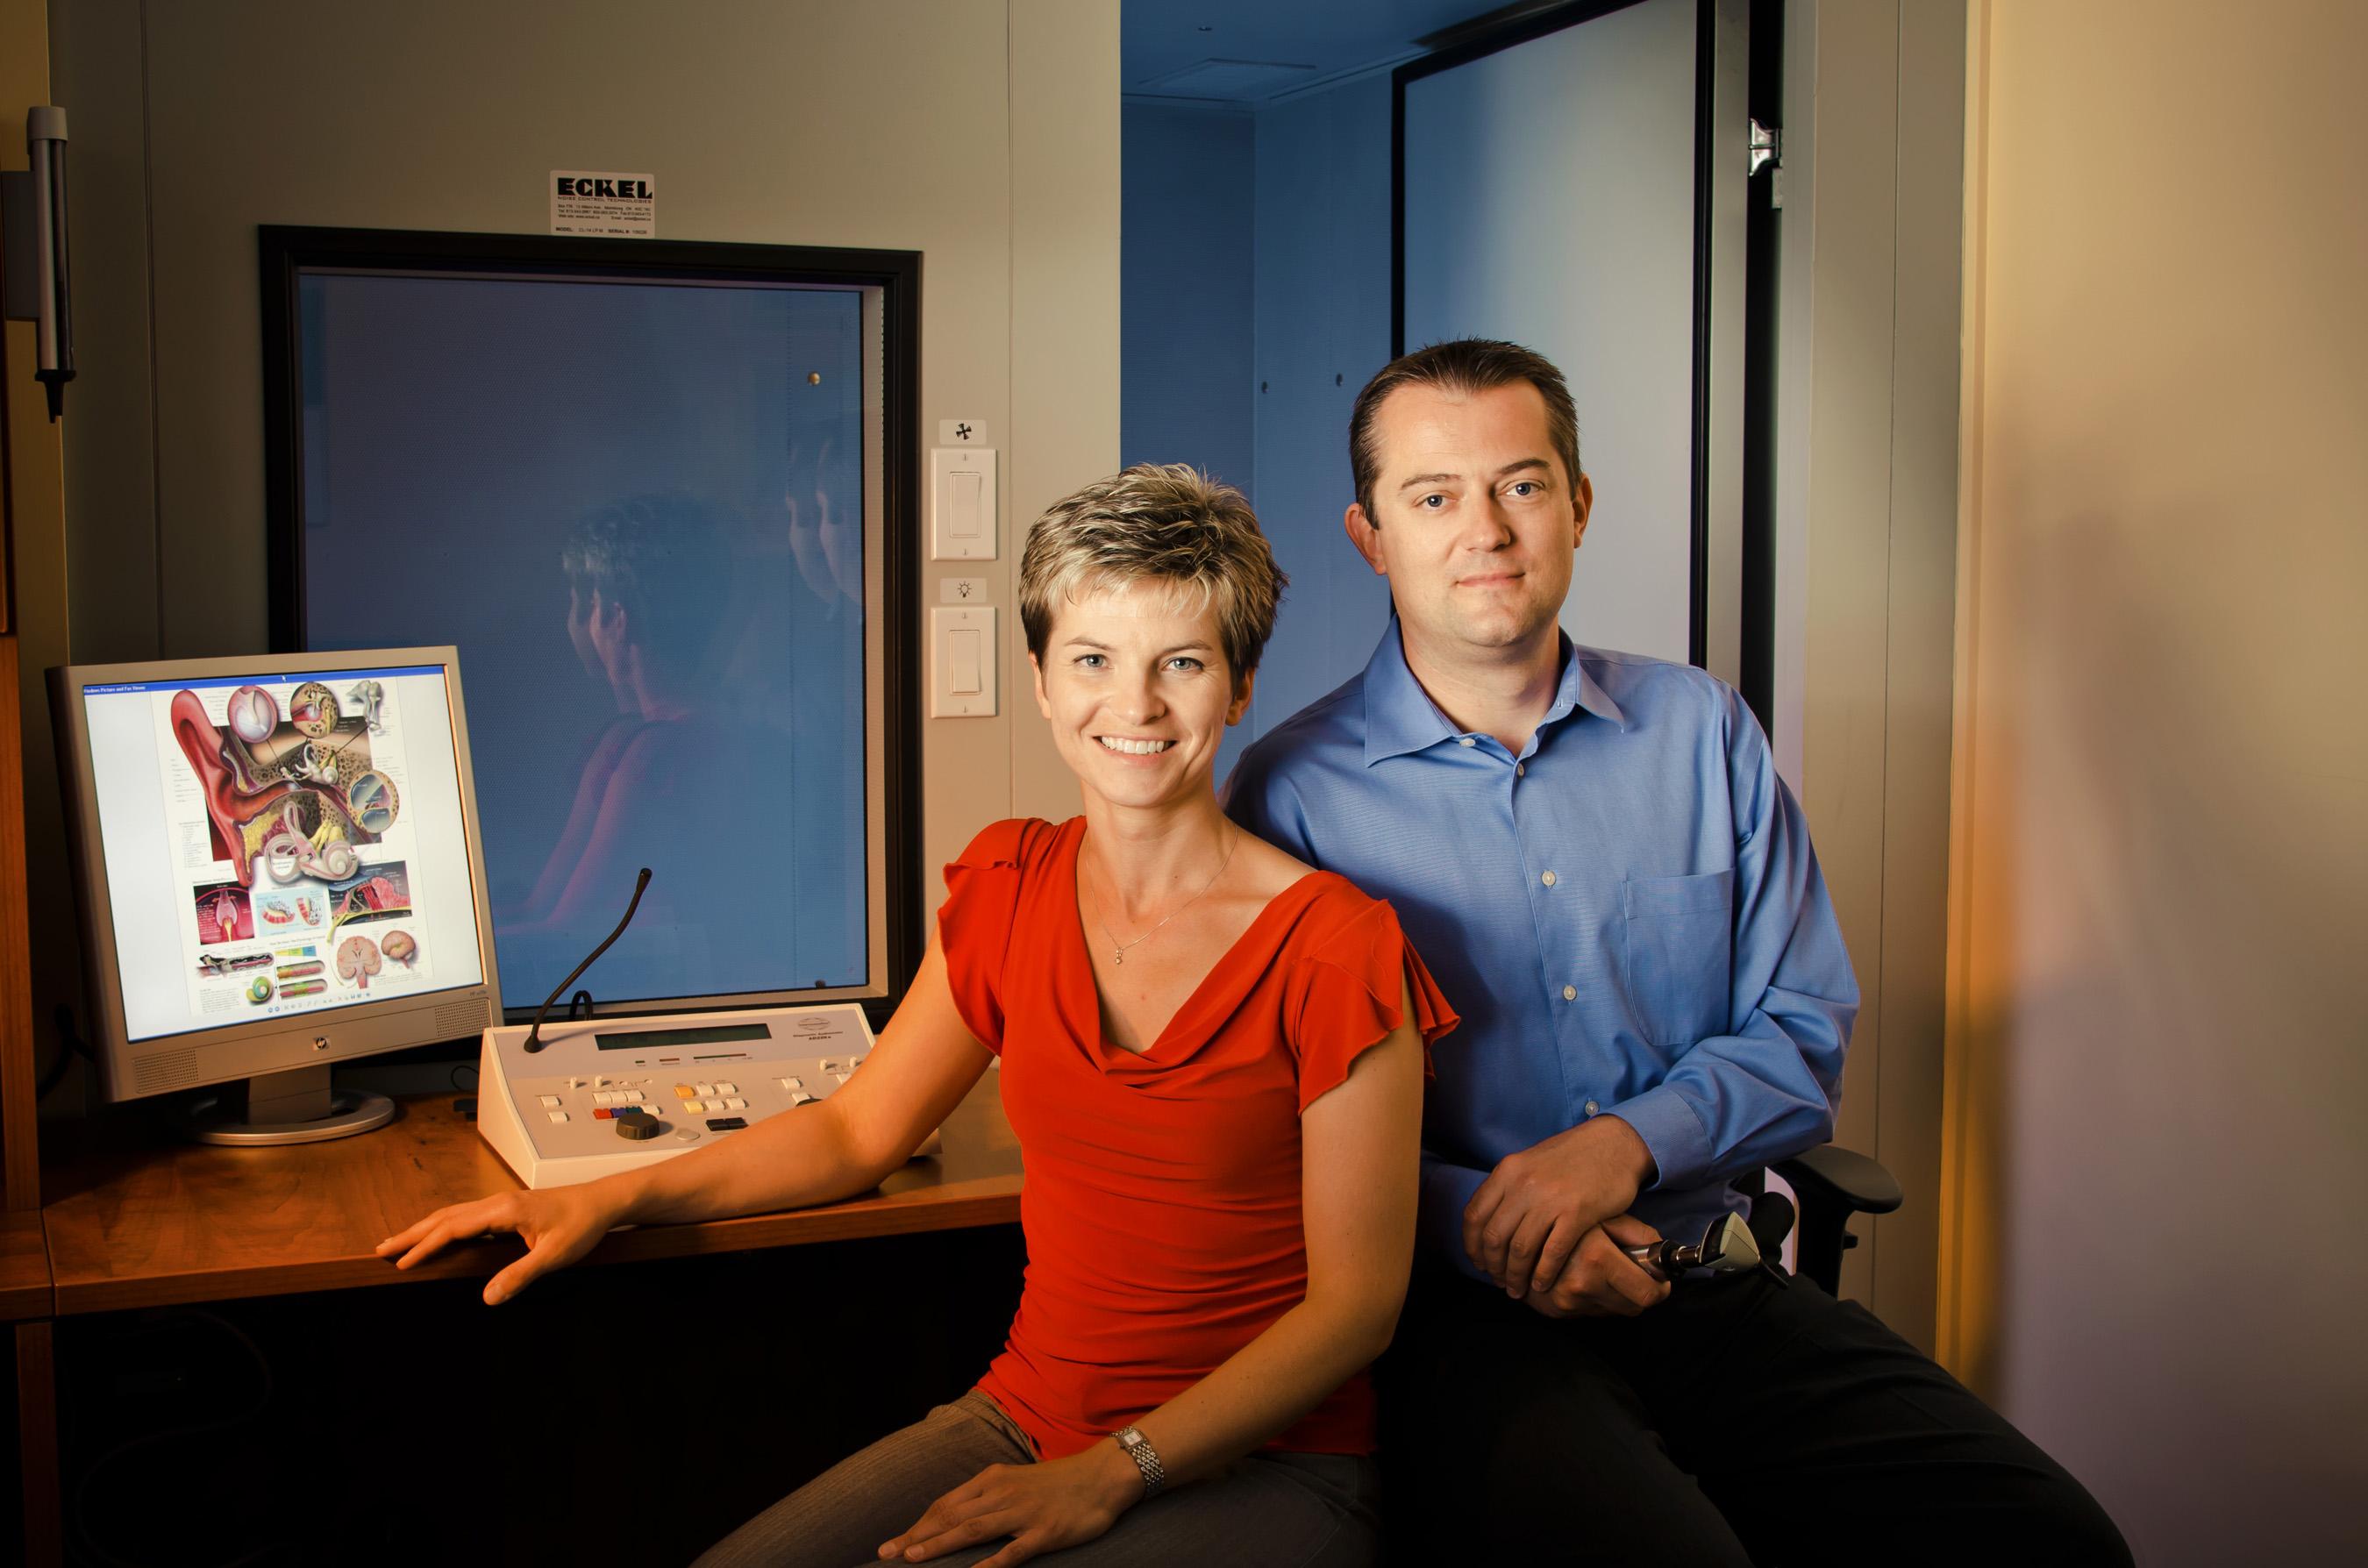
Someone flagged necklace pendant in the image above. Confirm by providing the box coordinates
[1112,949,1124,966]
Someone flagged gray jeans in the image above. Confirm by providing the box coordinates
[694,1389,1381,1568]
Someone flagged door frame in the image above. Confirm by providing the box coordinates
[1390,0,1752,688]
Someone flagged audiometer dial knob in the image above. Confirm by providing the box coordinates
[613,1112,660,1141]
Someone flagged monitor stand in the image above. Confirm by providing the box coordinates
[188,1064,396,1146]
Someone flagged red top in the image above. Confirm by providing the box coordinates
[938,817,1459,1460]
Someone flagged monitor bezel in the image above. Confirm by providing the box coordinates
[50,645,506,1102]
[257,225,924,1034]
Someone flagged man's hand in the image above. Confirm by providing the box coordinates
[1462,1115,1657,1295]
[1517,1215,1673,1319]
[879,1443,1141,1566]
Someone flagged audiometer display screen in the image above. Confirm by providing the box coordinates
[594,1023,770,1051]
[81,664,488,1041]
[288,270,877,1012]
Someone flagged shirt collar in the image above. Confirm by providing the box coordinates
[1359,617,1626,767]
[1570,655,1628,731]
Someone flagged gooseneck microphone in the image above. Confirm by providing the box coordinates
[521,867,652,1053]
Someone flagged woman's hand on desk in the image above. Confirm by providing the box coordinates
[374,1182,628,1305]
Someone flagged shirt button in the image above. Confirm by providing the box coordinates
[1562,984,1577,1001]
[1586,1101,1600,1115]
[1540,870,1558,887]
[1516,763,1525,777]
[1458,736,1475,747]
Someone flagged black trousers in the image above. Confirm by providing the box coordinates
[1376,1267,2131,1567]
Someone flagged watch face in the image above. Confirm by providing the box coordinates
[1113,1427,1162,1488]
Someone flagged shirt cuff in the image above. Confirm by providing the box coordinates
[1418,1155,1493,1284]
[1607,1084,1712,1194]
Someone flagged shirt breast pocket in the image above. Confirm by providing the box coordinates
[1622,870,1736,1049]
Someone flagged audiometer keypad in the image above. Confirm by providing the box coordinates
[476,1003,883,1187]
[516,1055,863,1144]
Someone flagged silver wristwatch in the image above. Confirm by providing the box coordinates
[1112,1425,1166,1497]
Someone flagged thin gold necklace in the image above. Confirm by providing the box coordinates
[1091,828,1238,966]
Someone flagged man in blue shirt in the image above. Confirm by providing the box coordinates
[1225,340,2127,1563]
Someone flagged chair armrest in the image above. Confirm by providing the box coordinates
[1772,1144,1902,1216]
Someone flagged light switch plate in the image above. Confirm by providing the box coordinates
[931,446,997,560]
[931,605,996,717]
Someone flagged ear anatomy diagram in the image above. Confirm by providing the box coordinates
[289,682,339,738]
[346,771,399,835]
[325,864,411,936]
[256,890,323,929]
[223,720,373,795]
[344,680,387,734]
[256,795,362,884]
[160,679,443,1013]
[227,685,281,744]
[192,882,253,943]
[171,688,398,891]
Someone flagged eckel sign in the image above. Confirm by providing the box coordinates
[550,170,657,237]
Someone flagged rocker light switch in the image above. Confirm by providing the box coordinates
[946,472,985,538]
[931,606,995,717]
[931,446,997,560]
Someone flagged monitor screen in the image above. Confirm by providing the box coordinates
[79,661,488,1042]
[281,260,888,1016]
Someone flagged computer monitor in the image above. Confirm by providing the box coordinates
[50,647,503,1143]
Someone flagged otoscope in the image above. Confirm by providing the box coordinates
[1622,1211,1766,1281]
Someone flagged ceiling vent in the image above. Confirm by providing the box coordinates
[1137,57,1318,100]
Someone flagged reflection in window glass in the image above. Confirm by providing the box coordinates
[297,273,869,1009]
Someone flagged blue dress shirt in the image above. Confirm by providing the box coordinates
[1224,619,1858,1278]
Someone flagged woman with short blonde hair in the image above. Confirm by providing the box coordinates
[1016,461,1286,682]
[383,464,1454,1567]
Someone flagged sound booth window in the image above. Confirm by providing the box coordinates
[263,230,918,1019]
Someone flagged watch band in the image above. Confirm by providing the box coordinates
[1112,1425,1166,1497]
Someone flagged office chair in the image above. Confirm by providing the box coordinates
[1748,1143,1904,1295]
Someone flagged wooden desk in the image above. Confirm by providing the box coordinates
[0,1212,47,1322]
[21,1079,1023,1567]
[6,1213,59,1568]
[39,1077,1021,1315]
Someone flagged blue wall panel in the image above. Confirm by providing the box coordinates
[1243,75,1395,769]
[1122,78,1393,779]
[1121,103,1256,496]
